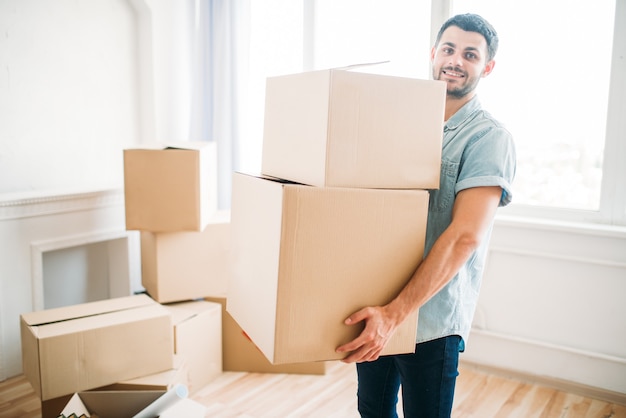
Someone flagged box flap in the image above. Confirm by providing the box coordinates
[96,355,186,391]
[165,300,221,327]
[234,171,305,186]
[124,141,212,152]
[58,392,89,416]
[62,390,165,418]
[57,392,205,418]
[330,60,390,72]
[162,140,212,151]
[21,294,156,327]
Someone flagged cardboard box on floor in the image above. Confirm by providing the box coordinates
[42,356,188,418]
[206,297,326,375]
[20,294,174,401]
[163,300,222,394]
[261,66,445,189]
[58,387,206,418]
[227,173,428,365]
[124,141,218,232]
[141,210,231,303]
[97,354,188,391]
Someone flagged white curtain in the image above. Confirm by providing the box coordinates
[189,0,250,210]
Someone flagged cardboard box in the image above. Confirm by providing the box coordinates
[227,173,427,364]
[124,141,217,232]
[42,395,74,418]
[206,297,326,375]
[163,300,222,394]
[58,388,206,418]
[20,294,174,401]
[97,354,188,391]
[141,210,231,303]
[43,356,188,418]
[261,67,445,189]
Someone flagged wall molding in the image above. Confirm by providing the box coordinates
[463,328,626,400]
[489,245,626,269]
[0,188,124,221]
[496,214,626,239]
[460,358,626,407]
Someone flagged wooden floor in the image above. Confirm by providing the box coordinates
[1,361,625,418]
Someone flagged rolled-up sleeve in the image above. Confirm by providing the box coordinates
[455,125,516,207]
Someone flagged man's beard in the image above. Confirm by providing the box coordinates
[434,66,481,99]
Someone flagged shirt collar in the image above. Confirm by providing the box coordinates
[444,95,482,132]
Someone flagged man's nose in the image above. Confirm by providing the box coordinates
[448,53,463,67]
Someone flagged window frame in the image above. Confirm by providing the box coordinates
[476,0,626,226]
[299,0,626,226]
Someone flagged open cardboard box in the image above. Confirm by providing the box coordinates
[43,355,188,418]
[58,385,205,418]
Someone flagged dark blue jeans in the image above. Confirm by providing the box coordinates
[356,335,461,418]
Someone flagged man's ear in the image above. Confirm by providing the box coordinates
[482,60,496,77]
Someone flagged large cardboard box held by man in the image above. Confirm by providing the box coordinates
[124,141,218,232]
[261,67,445,189]
[141,211,231,303]
[20,294,173,401]
[227,173,428,365]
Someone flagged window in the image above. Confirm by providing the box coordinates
[242,0,626,226]
[451,0,624,226]
[239,1,304,176]
[313,0,431,79]
[241,0,431,176]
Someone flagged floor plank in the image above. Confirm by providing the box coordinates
[1,361,624,418]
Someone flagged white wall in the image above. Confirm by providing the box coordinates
[0,0,625,401]
[464,217,626,396]
[0,0,193,380]
[0,0,139,193]
[0,0,194,194]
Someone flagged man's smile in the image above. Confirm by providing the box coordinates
[442,67,466,79]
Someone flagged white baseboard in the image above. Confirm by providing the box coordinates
[462,328,626,404]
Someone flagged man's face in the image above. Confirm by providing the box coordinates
[431,26,494,99]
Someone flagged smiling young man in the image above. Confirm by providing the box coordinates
[336,14,517,418]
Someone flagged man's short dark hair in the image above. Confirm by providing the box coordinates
[435,13,499,62]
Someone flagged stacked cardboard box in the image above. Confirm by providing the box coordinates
[122,141,227,396]
[123,141,327,375]
[123,141,218,233]
[227,66,446,364]
[22,143,218,417]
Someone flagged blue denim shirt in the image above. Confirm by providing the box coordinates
[416,95,516,350]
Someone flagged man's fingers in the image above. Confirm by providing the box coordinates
[336,332,367,354]
[344,307,371,325]
[340,345,382,364]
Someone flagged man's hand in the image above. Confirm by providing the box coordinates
[335,305,399,363]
